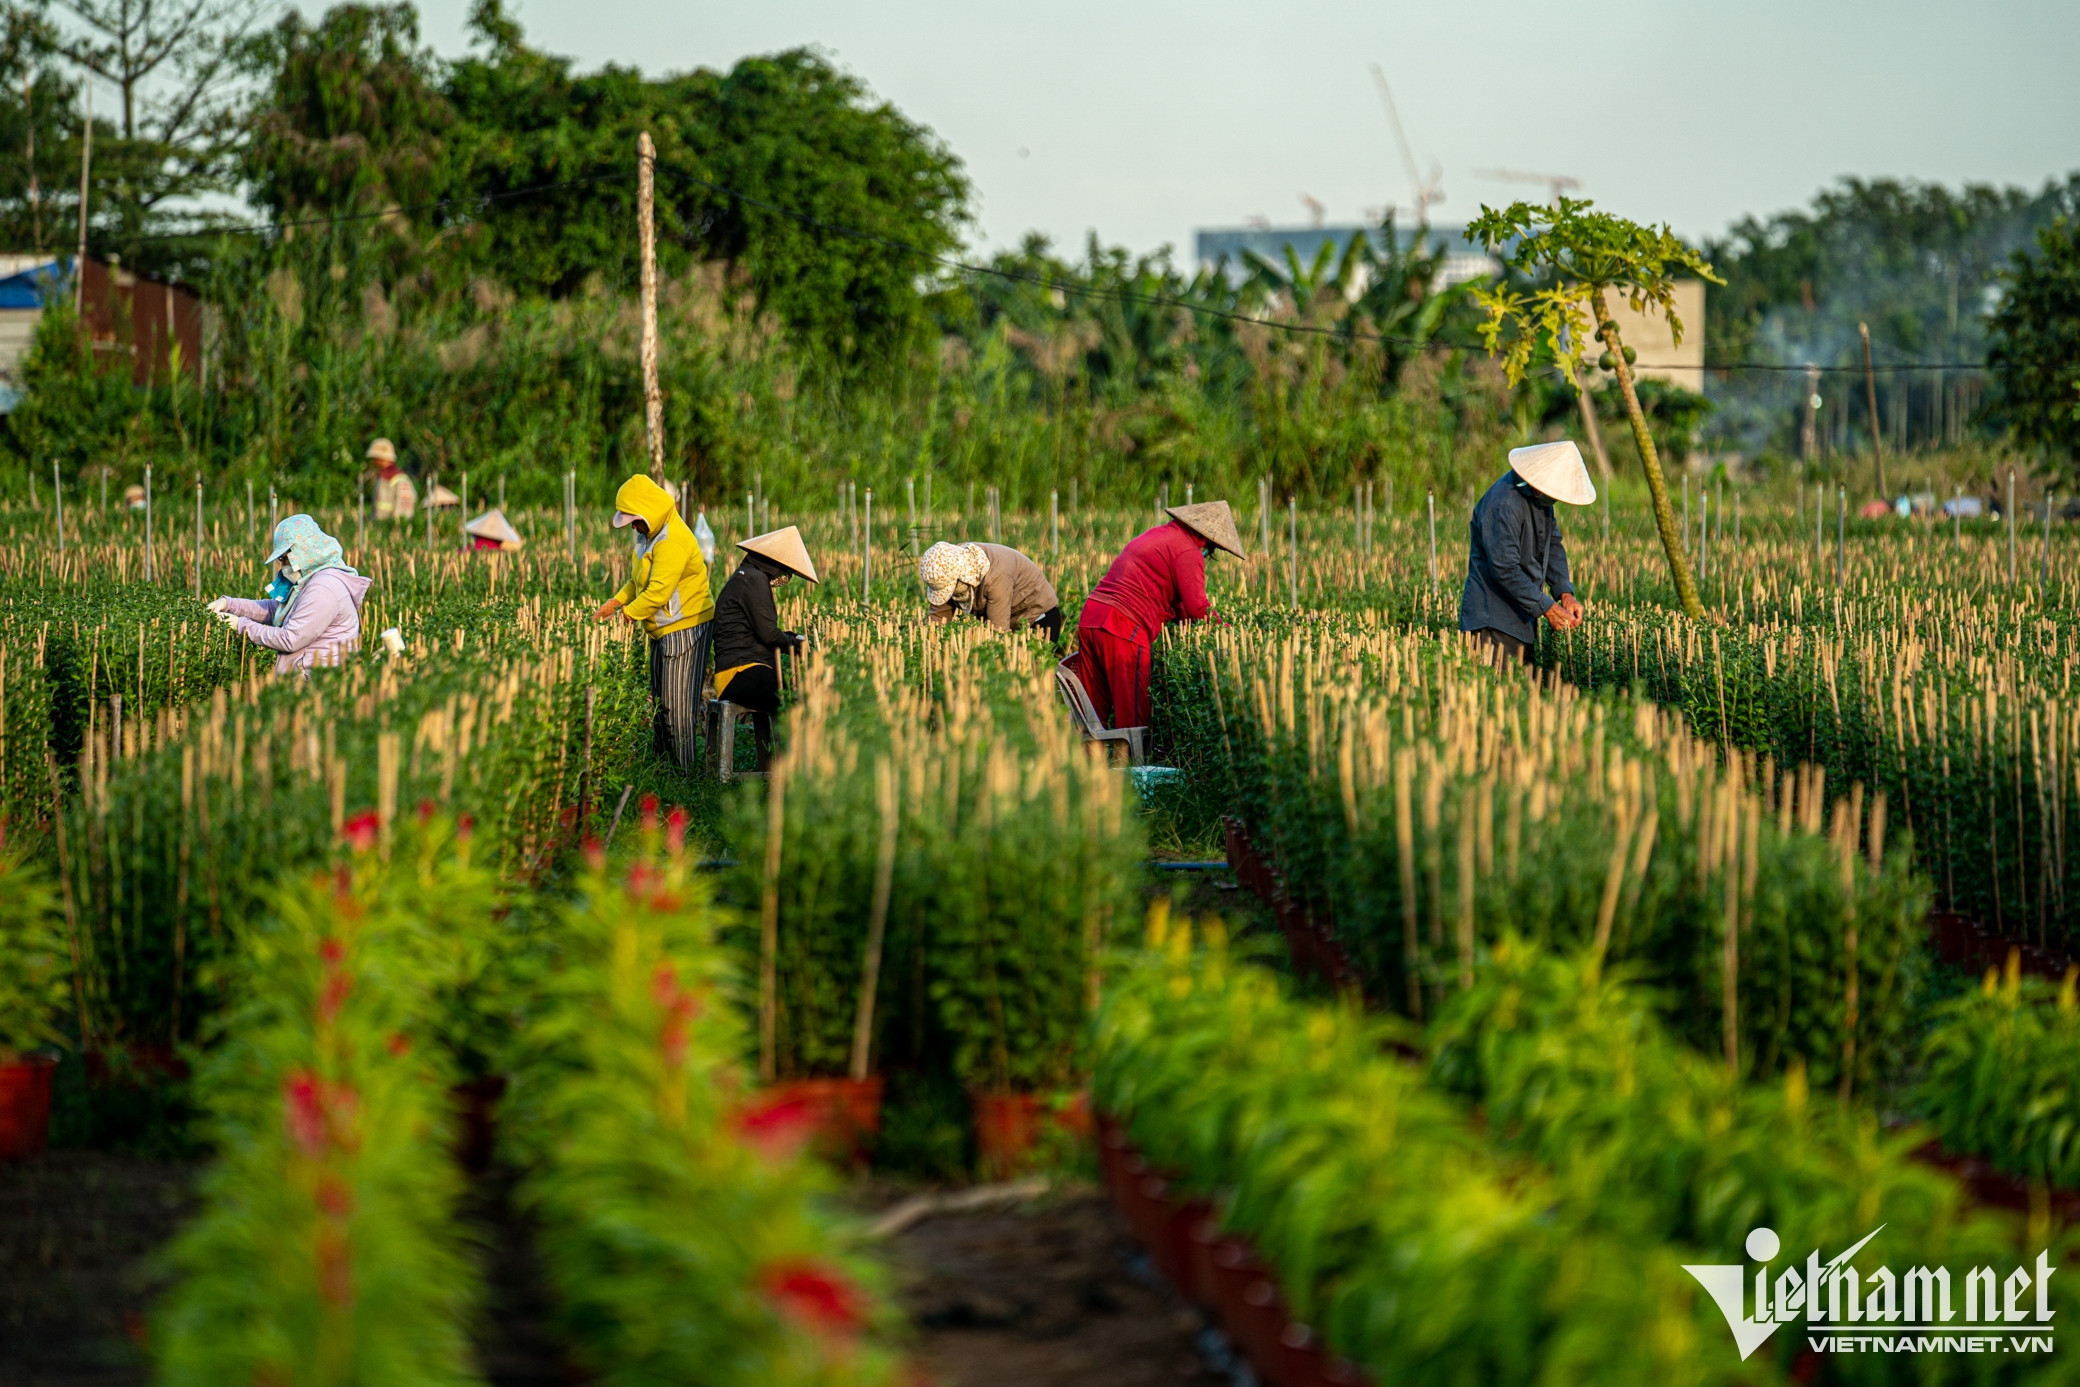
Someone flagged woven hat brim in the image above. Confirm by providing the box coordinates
[1165,501,1247,558]
[739,525,819,583]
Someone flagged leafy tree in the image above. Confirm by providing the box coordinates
[241,4,455,221]
[53,0,273,261]
[435,3,970,363]
[1987,216,2080,482]
[0,8,81,256]
[1469,198,1722,619]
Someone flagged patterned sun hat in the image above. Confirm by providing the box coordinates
[918,541,991,606]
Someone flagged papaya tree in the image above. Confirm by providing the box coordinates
[1466,198,1722,619]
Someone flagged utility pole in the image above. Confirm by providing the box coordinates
[637,132,665,483]
[24,78,39,251]
[74,83,90,313]
[1859,323,1886,497]
[1801,366,1820,466]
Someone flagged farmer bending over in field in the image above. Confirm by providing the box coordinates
[595,475,716,773]
[918,540,1063,642]
[1458,441,1591,667]
[710,527,817,772]
[1073,501,1244,731]
[207,514,373,675]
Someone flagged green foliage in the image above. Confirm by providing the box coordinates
[1096,919,1754,1385]
[153,834,486,1386]
[1919,957,2080,1187]
[0,839,71,1059]
[1987,215,2080,480]
[1467,196,1723,390]
[242,4,457,219]
[511,833,904,1385]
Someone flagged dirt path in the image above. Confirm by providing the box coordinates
[0,1152,196,1387]
[889,1190,1227,1387]
[1,1156,1219,1386]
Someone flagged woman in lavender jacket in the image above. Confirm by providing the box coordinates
[207,514,374,675]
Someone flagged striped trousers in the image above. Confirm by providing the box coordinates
[650,621,712,772]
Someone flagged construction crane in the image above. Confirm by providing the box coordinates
[1475,167,1583,208]
[1368,64,1443,227]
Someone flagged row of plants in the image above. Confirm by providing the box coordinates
[1154,619,1928,1090]
[153,803,904,1382]
[1097,914,2071,1385]
[1918,953,2080,1189]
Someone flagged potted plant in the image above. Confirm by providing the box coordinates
[0,838,74,1159]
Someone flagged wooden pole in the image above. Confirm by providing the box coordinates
[74,84,89,314]
[637,131,665,483]
[849,759,900,1081]
[758,761,787,1083]
[1859,323,1886,497]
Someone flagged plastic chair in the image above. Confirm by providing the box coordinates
[1054,659,1148,764]
[708,700,767,782]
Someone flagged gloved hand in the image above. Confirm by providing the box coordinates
[213,608,241,630]
[778,631,806,651]
[205,596,229,614]
[593,598,625,623]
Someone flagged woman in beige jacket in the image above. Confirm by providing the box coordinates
[918,541,1062,642]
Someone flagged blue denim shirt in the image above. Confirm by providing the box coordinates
[1457,471,1574,644]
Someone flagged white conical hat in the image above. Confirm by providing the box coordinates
[1164,500,1247,558]
[739,525,819,583]
[465,508,521,545]
[1508,441,1596,505]
[425,482,461,508]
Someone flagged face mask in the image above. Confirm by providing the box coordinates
[267,568,295,603]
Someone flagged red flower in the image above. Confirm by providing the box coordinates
[760,1258,868,1337]
[582,836,606,872]
[733,1093,817,1161]
[665,806,689,856]
[319,968,353,1028]
[315,1173,355,1218]
[640,794,660,834]
[319,938,346,965]
[342,812,379,853]
[284,1070,326,1155]
[384,1031,412,1057]
[456,814,474,844]
[652,963,703,1066]
[416,799,436,825]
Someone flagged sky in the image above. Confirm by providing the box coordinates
[394,0,2080,261]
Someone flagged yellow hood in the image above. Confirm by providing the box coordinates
[614,475,678,532]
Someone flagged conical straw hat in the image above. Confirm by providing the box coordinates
[1165,500,1247,558]
[1508,440,1596,505]
[739,525,819,583]
[425,482,461,508]
[465,508,522,545]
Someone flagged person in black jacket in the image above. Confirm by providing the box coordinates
[1458,441,1594,666]
[709,525,819,770]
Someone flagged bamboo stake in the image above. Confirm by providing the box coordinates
[759,759,787,1082]
[638,131,665,482]
[850,758,899,1081]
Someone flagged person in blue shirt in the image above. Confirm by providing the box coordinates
[1458,441,1593,666]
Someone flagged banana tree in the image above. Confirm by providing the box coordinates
[1466,199,1722,619]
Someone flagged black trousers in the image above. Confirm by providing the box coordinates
[1465,626,1532,667]
[720,663,780,770]
[1031,605,1064,644]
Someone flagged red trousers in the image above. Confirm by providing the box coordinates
[1073,603,1153,730]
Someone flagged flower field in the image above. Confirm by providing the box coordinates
[2,482,2079,1383]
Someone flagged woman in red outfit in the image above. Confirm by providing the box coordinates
[1073,501,1246,729]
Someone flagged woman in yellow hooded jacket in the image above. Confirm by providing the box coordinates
[593,475,715,771]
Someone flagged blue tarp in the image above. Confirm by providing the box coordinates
[0,258,68,310]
